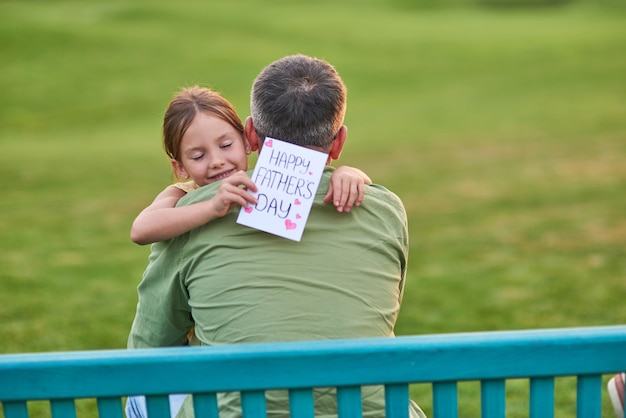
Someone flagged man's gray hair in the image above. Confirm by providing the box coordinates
[250,54,347,151]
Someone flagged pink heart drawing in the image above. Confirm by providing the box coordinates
[265,139,273,147]
[244,207,253,213]
[285,219,297,230]
[294,199,301,205]
[309,171,313,175]
[296,214,302,219]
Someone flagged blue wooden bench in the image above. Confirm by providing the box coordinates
[1,325,624,418]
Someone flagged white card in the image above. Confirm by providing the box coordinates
[236,137,328,241]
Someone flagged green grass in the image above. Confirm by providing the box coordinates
[1,0,625,416]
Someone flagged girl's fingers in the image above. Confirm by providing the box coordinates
[342,182,357,212]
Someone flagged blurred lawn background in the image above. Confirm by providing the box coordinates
[1,0,625,416]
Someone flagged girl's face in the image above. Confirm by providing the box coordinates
[172,112,250,187]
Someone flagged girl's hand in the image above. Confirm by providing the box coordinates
[323,166,372,213]
[211,171,258,217]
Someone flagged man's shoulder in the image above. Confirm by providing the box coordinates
[366,183,403,201]
[365,183,407,214]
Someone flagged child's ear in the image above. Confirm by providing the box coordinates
[244,117,261,152]
[170,159,189,179]
[243,136,252,155]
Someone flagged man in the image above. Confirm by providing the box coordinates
[127,54,425,418]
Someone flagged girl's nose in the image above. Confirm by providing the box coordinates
[208,154,225,168]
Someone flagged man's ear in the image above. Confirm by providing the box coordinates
[327,125,347,163]
[244,117,261,152]
[170,159,189,180]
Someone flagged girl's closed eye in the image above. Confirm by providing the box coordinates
[191,153,205,161]
[220,142,232,149]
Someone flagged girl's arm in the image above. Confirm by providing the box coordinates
[131,185,203,245]
[323,166,372,213]
[131,171,257,245]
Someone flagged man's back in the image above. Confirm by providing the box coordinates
[169,167,421,417]
[179,167,408,346]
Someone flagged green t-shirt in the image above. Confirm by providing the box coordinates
[128,167,424,417]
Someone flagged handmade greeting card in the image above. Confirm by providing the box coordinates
[236,137,328,241]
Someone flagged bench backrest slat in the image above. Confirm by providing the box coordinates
[384,384,410,418]
[288,389,314,418]
[147,395,173,418]
[576,375,602,418]
[96,397,124,418]
[191,393,219,418]
[481,379,505,418]
[433,381,458,417]
[2,401,28,418]
[529,377,554,418]
[241,390,267,417]
[51,399,76,418]
[336,386,362,417]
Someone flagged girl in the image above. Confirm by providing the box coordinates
[131,86,371,246]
